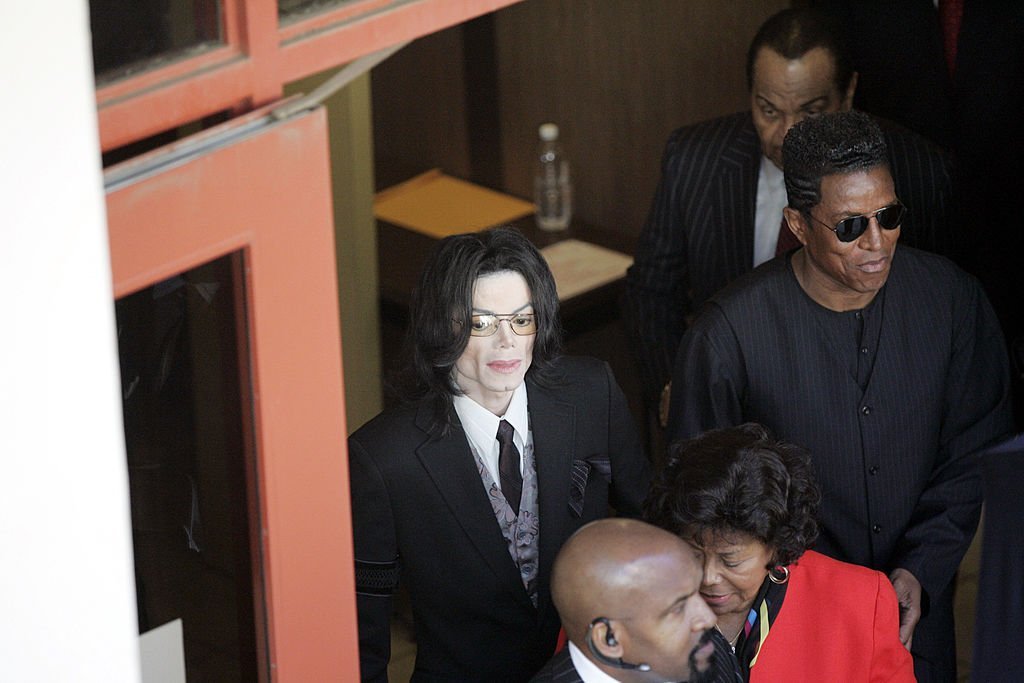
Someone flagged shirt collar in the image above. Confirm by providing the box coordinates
[567,639,675,683]
[502,383,529,436]
[452,383,529,443]
[759,154,785,192]
[567,641,624,683]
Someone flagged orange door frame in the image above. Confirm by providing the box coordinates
[106,106,357,680]
[96,0,524,151]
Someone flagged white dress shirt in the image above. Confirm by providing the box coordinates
[567,641,626,683]
[568,640,676,683]
[453,384,529,487]
[753,155,788,267]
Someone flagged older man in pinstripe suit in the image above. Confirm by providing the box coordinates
[624,8,954,419]
[667,110,1012,682]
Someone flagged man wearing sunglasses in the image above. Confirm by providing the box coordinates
[666,110,1013,683]
[623,8,954,437]
[349,227,651,681]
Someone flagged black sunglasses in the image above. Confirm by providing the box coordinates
[806,201,907,243]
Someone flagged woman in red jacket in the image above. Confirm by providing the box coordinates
[645,423,915,682]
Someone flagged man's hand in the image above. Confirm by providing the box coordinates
[889,568,922,651]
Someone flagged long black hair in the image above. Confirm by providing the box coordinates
[397,226,563,432]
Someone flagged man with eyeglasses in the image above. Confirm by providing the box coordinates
[623,8,954,436]
[348,226,651,681]
[666,110,1013,682]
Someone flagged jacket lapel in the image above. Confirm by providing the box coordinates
[528,383,576,616]
[412,405,534,609]
[715,115,761,280]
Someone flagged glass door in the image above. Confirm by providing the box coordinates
[117,253,260,681]
[105,103,358,681]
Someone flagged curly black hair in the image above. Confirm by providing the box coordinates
[644,423,820,568]
[782,110,889,217]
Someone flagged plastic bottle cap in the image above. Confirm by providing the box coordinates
[538,123,559,141]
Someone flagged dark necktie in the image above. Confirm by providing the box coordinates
[775,213,801,256]
[938,0,964,80]
[496,420,522,514]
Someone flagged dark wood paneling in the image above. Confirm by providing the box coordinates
[371,0,789,236]
[370,26,472,189]
[463,13,505,189]
[494,0,789,240]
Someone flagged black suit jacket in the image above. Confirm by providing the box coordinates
[349,356,650,682]
[623,111,954,398]
[813,0,1024,429]
[667,248,1013,681]
[813,0,1024,158]
[529,648,583,683]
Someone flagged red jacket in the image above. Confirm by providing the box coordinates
[750,550,916,682]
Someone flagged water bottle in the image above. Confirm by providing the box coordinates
[534,123,573,232]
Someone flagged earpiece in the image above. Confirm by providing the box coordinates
[586,617,652,672]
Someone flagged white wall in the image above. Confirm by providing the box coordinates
[0,2,140,681]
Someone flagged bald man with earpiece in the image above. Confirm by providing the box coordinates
[531,519,742,683]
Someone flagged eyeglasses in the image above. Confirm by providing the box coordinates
[806,201,907,243]
[455,313,538,337]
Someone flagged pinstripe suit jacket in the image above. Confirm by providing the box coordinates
[624,111,954,398]
[529,648,583,683]
[349,356,650,682]
[667,247,1012,677]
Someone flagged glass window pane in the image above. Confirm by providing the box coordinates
[116,253,266,681]
[278,0,361,24]
[90,0,223,84]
